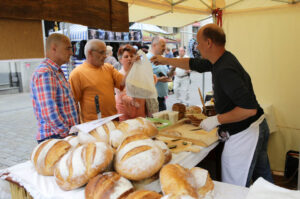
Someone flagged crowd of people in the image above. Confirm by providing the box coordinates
[30,24,273,188]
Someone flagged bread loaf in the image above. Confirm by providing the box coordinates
[115,134,164,181]
[110,117,159,149]
[78,121,118,144]
[185,106,202,114]
[85,172,134,199]
[160,164,198,198]
[161,194,196,199]
[117,117,158,138]
[172,103,186,120]
[54,142,114,190]
[154,140,172,164]
[126,190,162,199]
[64,135,80,148]
[31,139,71,176]
[160,164,214,199]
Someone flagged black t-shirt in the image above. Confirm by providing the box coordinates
[189,51,263,135]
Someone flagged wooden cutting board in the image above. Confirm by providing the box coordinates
[158,119,218,147]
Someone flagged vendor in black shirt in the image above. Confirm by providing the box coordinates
[150,24,273,187]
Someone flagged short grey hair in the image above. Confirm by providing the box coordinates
[106,45,113,55]
[84,39,106,57]
[151,36,164,46]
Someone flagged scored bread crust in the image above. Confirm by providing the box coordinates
[160,164,214,199]
[160,164,198,198]
[117,117,158,138]
[115,134,165,181]
[31,139,71,176]
[126,190,162,199]
[54,142,114,190]
[85,172,134,199]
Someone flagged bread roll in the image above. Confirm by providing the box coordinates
[161,194,196,199]
[117,117,158,138]
[78,121,118,144]
[55,142,114,190]
[115,134,164,181]
[31,139,71,176]
[154,140,172,164]
[126,190,162,199]
[160,164,214,199]
[85,172,134,199]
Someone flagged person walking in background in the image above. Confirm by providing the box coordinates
[174,47,191,105]
[150,24,273,187]
[105,45,121,70]
[147,36,175,111]
[30,33,79,143]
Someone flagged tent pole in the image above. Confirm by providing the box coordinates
[212,0,217,24]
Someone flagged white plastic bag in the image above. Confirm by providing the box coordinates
[126,50,158,99]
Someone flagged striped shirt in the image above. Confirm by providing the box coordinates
[30,58,79,141]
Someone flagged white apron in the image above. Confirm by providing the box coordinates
[221,115,265,186]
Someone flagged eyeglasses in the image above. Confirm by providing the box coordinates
[92,49,106,55]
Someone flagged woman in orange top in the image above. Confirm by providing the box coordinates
[115,44,156,121]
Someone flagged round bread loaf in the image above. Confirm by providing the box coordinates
[160,164,198,198]
[31,139,71,176]
[190,167,214,199]
[117,117,158,138]
[154,140,172,164]
[64,135,80,148]
[115,134,165,181]
[160,164,214,199]
[160,194,196,199]
[110,118,159,149]
[85,172,134,199]
[186,106,202,114]
[78,121,118,144]
[126,190,162,199]
[54,142,114,190]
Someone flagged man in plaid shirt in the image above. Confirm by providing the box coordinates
[31,33,79,143]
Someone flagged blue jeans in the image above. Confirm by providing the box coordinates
[246,119,274,187]
[37,134,64,144]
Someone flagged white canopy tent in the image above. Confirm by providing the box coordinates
[129,22,171,34]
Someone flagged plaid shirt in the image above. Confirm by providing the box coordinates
[31,58,79,141]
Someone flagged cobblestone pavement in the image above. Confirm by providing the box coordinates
[0,72,210,170]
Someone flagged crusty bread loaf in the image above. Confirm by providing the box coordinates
[64,135,80,148]
[185,106,202,114]
[190,167,214,199]
[160,194,196,199]
[109,117,158,149]
[78,121,118,144]
[160,164,198,198]
[126,190,162,199]
[117,117,158,138]
[154,140,172,164]
[54,142,114,190]
[160,164,214,199]
[172,103,186,120]
[31,139,71,176]
[115,134,165,181]
[85,172,134,199]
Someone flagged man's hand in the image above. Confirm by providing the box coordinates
[199,115,220,132]
[151,55,167,65]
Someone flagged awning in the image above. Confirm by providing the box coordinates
[118,0,296,27]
